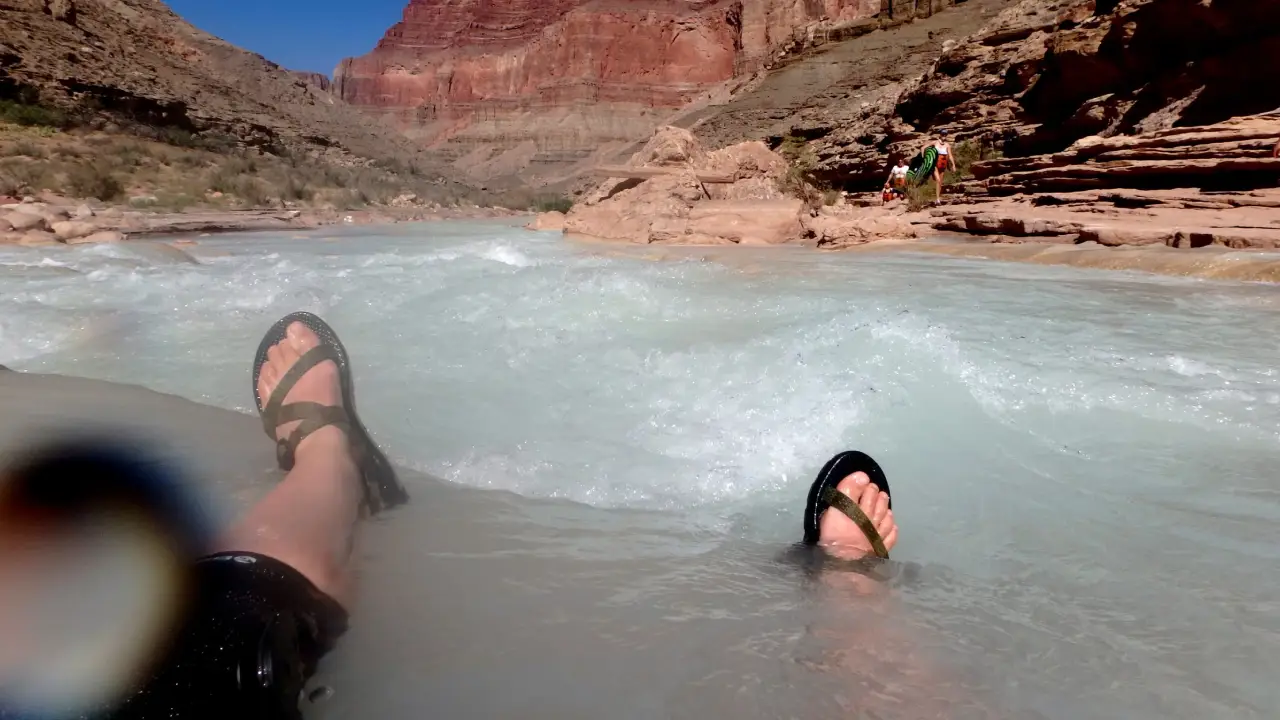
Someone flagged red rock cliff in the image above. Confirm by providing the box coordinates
[334,0,883,183]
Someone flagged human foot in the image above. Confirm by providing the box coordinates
[816,471,898,560]
[251,311,409,513]
[256,321,349,464]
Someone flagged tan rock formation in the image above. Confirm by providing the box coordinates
[17,230,59,246]
[526,211,565,232]
[977,115,1280,195]
[560,125,919,246]
[803,205,918,249]
[6,212,47,232]
[68,230,125,244]
[50,220,98,241]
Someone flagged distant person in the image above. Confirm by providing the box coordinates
[927,129,952,204]
[883,158,910,204]
[0,312,409,719]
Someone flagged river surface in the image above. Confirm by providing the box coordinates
[2,222,1278,719]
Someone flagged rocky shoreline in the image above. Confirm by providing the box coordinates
[0,197,527,246]
[523,116,1280,283]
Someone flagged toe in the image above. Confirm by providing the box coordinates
[287,321,320,353]
[881,525,898,553]
[871,489,890,526]
[857,481,879,512]
[276,336,301,366]
[834,471,870,496]
[259,361,279,397]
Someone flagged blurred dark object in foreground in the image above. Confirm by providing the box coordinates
[0,434,215,719]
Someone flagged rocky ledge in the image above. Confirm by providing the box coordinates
[929,113,1280,250]
[0,196,527,247]
[529,126,915,249]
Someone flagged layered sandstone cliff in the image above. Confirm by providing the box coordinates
[802,0,1280,189]
[334,0,889,183]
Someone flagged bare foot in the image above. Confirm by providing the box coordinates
[256,322,345,457]
[816,472,898,560]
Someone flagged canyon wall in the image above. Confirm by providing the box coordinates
[334,0,890,183]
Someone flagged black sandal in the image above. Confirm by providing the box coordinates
[802,450,891,559]
[252,311,409,514]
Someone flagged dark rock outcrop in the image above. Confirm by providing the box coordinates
[806,0,1280,190]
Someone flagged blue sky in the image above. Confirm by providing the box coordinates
[164,0,408,75]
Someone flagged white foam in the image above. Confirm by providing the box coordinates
[4,224,1279,512]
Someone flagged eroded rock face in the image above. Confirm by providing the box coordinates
[336,0,885,181]
[808,0,1280,189]
[43,0,75,24]
[560,125,918,246]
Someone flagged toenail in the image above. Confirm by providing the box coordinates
[855,474,869,485]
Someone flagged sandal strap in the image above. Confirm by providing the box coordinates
[261,345,340,436]
[276,405,350,471]
[821,485,889,559]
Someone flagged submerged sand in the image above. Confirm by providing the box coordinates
[847,237,1280,283]
[0,371,938,719]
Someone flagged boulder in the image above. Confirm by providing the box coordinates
[0,217,12,232]
[801,206,918,249]
[526,211,566,232]
[18,230,61,246]
[51,220,99,241]
[683,200,804,245]
[39,207,71,223]
[1077,226,1172,247]
[6,212,48,232]
[71,203,95,219]
[66,230,126,244]
[43,0,76,24]
[565,172,705,243]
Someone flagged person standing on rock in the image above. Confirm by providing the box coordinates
[928,129,952,204]
[883,157,910,204]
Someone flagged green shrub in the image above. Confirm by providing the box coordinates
[156,126,238,154]
[279,173,313,201]
[66,162,123,200]
[110,141,149,169]
[4,140,45,158]
[531,195,573,213]
[906,183,936,211]
[233,177,271,206]
[0,100,68,129]
[0,160,52,196]
[942,140,1002,184]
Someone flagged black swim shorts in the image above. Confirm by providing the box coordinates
[107,552,348,720]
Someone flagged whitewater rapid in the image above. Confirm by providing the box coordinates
[2,222,1278,718]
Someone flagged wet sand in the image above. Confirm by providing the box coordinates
[855,237,1280,282]
[0,370,968,719]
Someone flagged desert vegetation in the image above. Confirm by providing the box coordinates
[0,96,481,211]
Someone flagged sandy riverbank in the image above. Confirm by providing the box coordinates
[0,195,530,246]
[848,237,1280,283]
